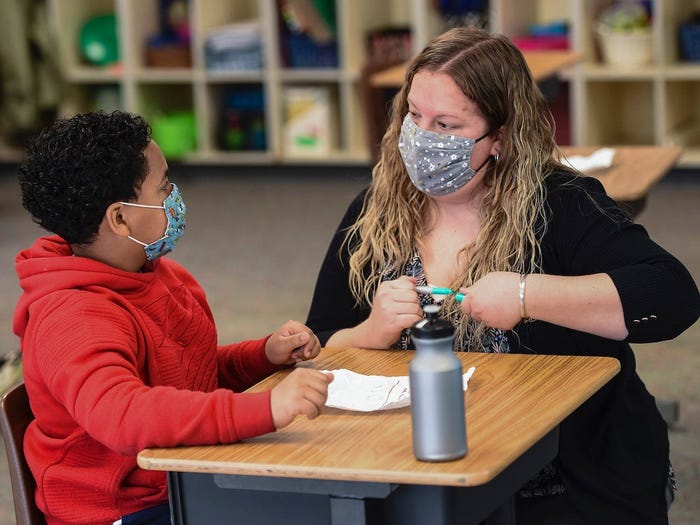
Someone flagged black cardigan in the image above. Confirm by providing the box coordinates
[306,172,700,524]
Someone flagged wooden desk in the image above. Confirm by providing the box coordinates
[560,145,682,216]
[370,50,583,87]
[139,349,619,525]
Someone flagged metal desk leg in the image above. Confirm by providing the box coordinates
[330,496,368,525]
[482,495,515,525]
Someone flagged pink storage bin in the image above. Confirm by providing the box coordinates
[513,36,569,50]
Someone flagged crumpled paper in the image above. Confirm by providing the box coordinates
[321,367,475,412]
[562,147,615,173]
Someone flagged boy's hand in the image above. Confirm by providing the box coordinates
[271,369,334,429]
[265,320,322,365]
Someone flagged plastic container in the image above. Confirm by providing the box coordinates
[597,25,653,67]
[151,112,197,159]
[409,305,467,462]
[79,14,119,66]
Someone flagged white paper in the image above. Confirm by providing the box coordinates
[562,147,615,173]
[322,367,475,412]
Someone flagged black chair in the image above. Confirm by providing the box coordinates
[0,381,46,525]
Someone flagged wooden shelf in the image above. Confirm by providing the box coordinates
[44,0,700,167]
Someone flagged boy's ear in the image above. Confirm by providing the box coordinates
[104,202,131,238]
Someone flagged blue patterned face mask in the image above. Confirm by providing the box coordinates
[398,114,490,196]
[120,183,187,261]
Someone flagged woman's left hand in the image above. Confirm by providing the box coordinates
[266,320,322,365]
[458,271,521,329]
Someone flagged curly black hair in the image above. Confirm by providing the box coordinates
[18,110,152,244]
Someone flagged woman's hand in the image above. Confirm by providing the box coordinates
[459,271,521,330]
[361,276,423,348]
[459,272,628,340]
[265,320,322,365]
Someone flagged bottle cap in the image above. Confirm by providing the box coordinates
[411,304,454,339]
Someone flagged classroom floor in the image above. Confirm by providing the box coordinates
[0,164,698,524]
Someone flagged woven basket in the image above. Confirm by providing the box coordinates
[597,25,652,67]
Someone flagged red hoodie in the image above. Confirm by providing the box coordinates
[14,236,279,525]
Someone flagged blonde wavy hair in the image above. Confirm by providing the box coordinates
[344,27,576,350]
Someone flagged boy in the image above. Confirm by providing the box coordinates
[13,111,332,525]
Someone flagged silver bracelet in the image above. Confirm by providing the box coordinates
[519,273,528,319]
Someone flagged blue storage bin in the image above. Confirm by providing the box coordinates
[680,24,700,61]
[284,33,338,68]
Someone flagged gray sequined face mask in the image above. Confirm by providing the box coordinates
[398,114,490,196]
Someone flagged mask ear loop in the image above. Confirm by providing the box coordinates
[471,154,493,175]
[119,201,168,250]
[127,235,148,247]
[119,202,165,209]
[470,130,495,175]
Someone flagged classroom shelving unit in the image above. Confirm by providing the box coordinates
[46,0,700,166]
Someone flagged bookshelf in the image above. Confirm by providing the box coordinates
[45,0,700,167]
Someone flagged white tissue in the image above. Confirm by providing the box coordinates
[562,147,615,173]
[322,366,475,412]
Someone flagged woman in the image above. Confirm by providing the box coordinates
[306,27,700,524]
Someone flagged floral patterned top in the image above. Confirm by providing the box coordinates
[381,251,511,354]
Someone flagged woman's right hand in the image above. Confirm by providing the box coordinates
[361,276,423,348]
[270,368,333,429]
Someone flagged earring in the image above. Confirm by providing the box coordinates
[494,153,500,162]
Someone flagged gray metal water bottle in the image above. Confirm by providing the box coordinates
[409,304,467,462]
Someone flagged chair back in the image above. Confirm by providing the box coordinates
[0,382,46,525]
[358,58,403,166]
